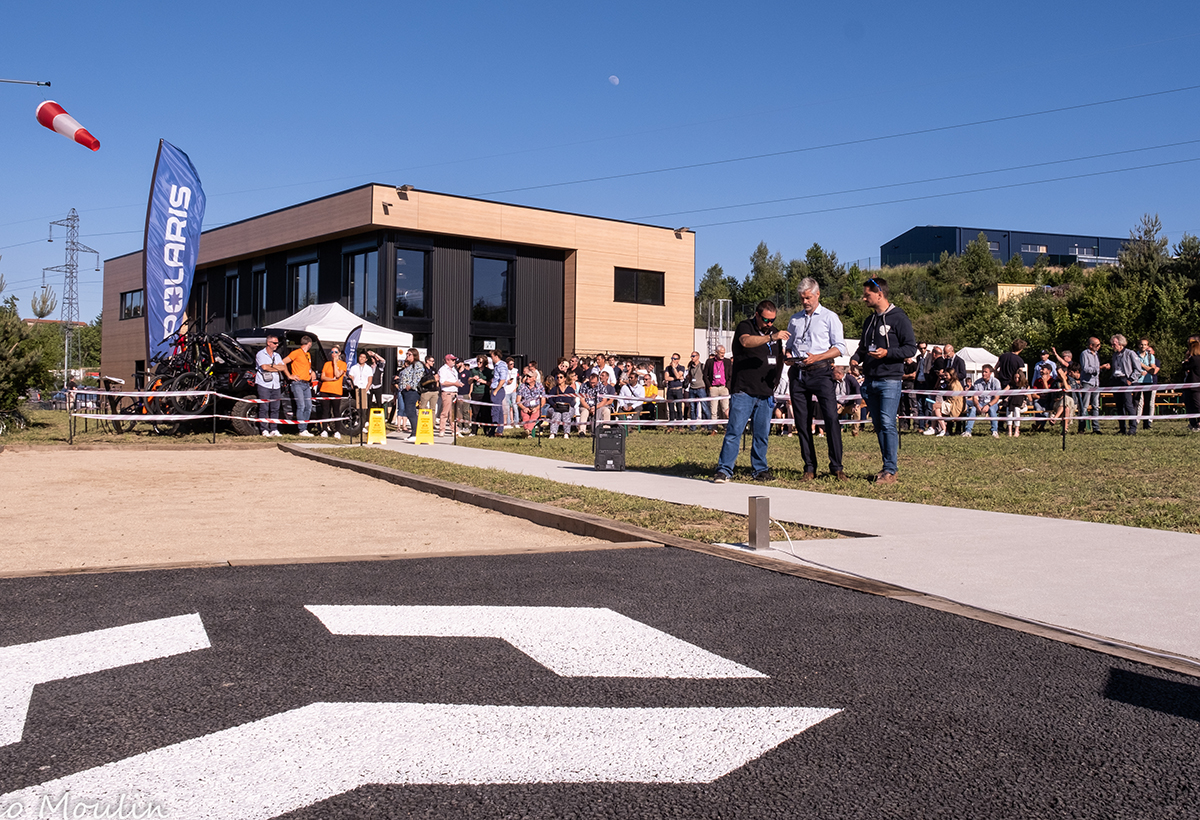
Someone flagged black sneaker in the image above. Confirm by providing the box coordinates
[711,472,730,484]
[751,469,774,482]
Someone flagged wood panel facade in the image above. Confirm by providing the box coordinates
[101,186,694,383]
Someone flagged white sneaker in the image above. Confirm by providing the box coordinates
[271,429,282,437]
[960,432,971,437]
[992,431,1000,438]
[549,433,556,439]
[936,429,946,437]
[333,431,342,440]
[262,430,272,437]
[564,433,569,439]
[923,427,936,436]
[299,430,314,437]
[320,431,329,438]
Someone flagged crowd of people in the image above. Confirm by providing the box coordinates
[383,350,736,439]
[250,310,1200,463]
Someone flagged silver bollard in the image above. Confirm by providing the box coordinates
[748,495,769,551]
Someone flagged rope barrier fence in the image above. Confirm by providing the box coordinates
[62,381,1199,444]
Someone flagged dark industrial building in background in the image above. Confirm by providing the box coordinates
[881,226,1127,268]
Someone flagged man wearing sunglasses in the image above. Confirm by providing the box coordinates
[712,300,789,483]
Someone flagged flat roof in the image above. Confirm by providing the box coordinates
[106,184,688,263]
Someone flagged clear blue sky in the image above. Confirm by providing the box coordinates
[2,0,1198,324]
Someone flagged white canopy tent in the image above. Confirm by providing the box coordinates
[956,346,999,380]
[265,302,414,350]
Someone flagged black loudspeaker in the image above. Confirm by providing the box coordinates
[593,422,626,471]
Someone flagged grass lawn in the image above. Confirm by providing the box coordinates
[323,446,840,545]
[11,406,1196,537]
[452,422,1200,534]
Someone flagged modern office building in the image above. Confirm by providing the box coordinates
[101,185,695,381]
[881,226,1126,268]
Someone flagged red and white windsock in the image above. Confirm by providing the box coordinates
[35,100,100,151]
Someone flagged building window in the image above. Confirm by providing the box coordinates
[987,242,1000,252]
[614,267,665,306]
[396,248,427,318]
[1071,246,1097,257]
[119,289,144,320]
[225,272,240,324]
[472,257,511,323]
[346,249,379,322]
[191,282,208,330]
[291,260,318,311]
[1021,244,1048,254]
[251,268,266,326]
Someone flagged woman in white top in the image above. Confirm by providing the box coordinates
[348,352,374,418]
[503,357,519,429]
[772,368,794,437]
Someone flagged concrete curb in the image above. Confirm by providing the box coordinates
[281,443,1200,679]
[0,542,663,580]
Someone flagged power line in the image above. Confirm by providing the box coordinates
[690,156,1200,228]
[630,139,1200,220]
[474,84,1200,197]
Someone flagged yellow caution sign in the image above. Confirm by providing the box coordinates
[367,407,387,445]
[414,408,435,444]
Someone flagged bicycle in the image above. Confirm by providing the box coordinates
[0,409,29,436]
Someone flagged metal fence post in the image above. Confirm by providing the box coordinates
[748,495,769,551]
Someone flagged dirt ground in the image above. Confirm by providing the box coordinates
[0,446,603,575]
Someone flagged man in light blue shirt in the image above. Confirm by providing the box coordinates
[963,364,1002,437]
[488,349,509,437]
[785,278,849,480]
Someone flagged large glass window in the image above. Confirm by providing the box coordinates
[119,289,144,320]
[396,248,427,318]
[472,257,510,323]
[225,274,240,324]
[613,267,665,306]
[346,249,379,321]
[291,260,318,311]
[251,268,266,326]
[190,282,207,330]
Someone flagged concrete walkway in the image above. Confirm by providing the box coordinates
[342,433,1200,664]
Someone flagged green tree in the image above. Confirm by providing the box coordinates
[0,296,48,411]
[30,285,57,319]
[741,242,785,309]
[1001,253,1026,287]
[76,314,102,370]
[695,263,732,328]
[801,243,843,294]
[959,232,1000,289]
[1118,213,1170,283]
[1171,232,1200,280]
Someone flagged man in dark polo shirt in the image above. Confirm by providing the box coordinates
[712,300,790,483]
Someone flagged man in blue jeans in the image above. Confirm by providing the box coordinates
[488,349,509,437]
[713,301,789,483]
[851,278,917,484]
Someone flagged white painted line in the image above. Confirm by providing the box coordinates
[0,702,841,819]
[0,614,210,746]
[307,605,768,678]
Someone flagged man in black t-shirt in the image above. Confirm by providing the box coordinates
[995,339,1027,389]
[712,300,790,483]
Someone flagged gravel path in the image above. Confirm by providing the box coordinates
[0,447,601,574]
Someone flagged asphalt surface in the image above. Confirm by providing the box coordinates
[1,547,1197,819]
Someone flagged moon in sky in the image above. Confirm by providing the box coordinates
[608,75,619,86]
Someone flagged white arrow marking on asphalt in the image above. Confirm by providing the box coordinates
[307,605,768,678]
[0,702,841,819]
[0,614,210,746]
